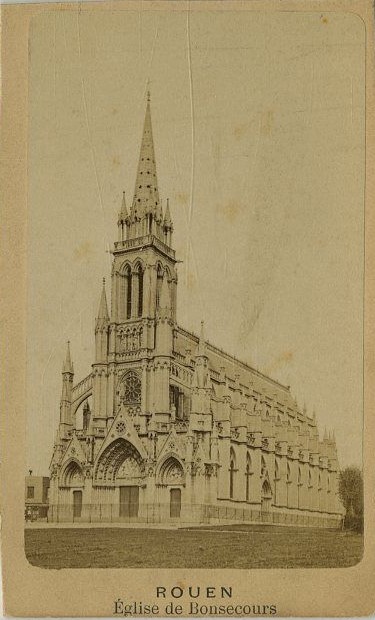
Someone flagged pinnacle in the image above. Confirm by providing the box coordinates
[97,278,109,321]
[119,191,128,219]
[164,197,173,227]
[62,341,74,374]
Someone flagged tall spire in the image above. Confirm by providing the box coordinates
[62,341,73,374]
[131,93,160,220]
[97,278,109,321]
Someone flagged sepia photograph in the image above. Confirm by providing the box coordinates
[21,6,366,572]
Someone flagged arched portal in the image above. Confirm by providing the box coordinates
[158,457,185,520]
[95,438,145,519]
[95,438,145,484]
[159,457,185,486]
[61,460,84,488]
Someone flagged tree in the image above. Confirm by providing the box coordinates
[338,466,363,532]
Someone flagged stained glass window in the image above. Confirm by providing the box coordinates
[119,371,141,404]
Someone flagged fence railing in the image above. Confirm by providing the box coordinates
[45,502,342,528]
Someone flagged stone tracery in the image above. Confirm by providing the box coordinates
[117,371,141,405]
[94,438,145,483]
[159,457,185,485]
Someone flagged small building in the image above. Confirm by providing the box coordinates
[25,474,49,521]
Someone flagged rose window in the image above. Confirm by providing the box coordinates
[118,371,141,405]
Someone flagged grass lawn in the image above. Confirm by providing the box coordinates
[24,525,363,569]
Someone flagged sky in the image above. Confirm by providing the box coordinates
[27,8,365,474]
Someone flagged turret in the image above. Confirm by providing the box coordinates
[95,278,109,364]
[59,341,74,435]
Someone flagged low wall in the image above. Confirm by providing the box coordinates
[47,502,342,528]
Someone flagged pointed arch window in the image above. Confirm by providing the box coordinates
[287,462,291,483]
[275,458,280,481]
[245,452,252,502]
[156,265,163,309]
[137,264,144,317]
[229,448,236,500]
[125,265,132,319]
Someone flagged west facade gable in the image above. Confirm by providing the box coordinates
[94,406,149,465]
[156,426,186,463]
[59,433,86,470]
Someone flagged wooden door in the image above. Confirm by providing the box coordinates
[73,490,82,518]
[170,488,181,518]
[119,486,139,518]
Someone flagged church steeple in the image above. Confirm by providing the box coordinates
[122,93,173,245]
[129,92,160,227]
[112,92,178,326]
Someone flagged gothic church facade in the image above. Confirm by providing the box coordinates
[49,96,343,527]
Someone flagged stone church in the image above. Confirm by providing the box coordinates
[49,95,343,527]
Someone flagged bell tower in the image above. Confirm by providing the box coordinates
[111,91,177,325]
[107,92,178,422]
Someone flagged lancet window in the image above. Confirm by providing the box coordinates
[125,265,132,319]
[245,452,252,502]
[137,264,144,317]
[229,448,236,499]
[169,385,185,420]
[156,264,163,308]
[287,462,291,483]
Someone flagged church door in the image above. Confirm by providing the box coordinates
[73,490,82,519]
[119,486,139,518]
[170,488,181,518]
